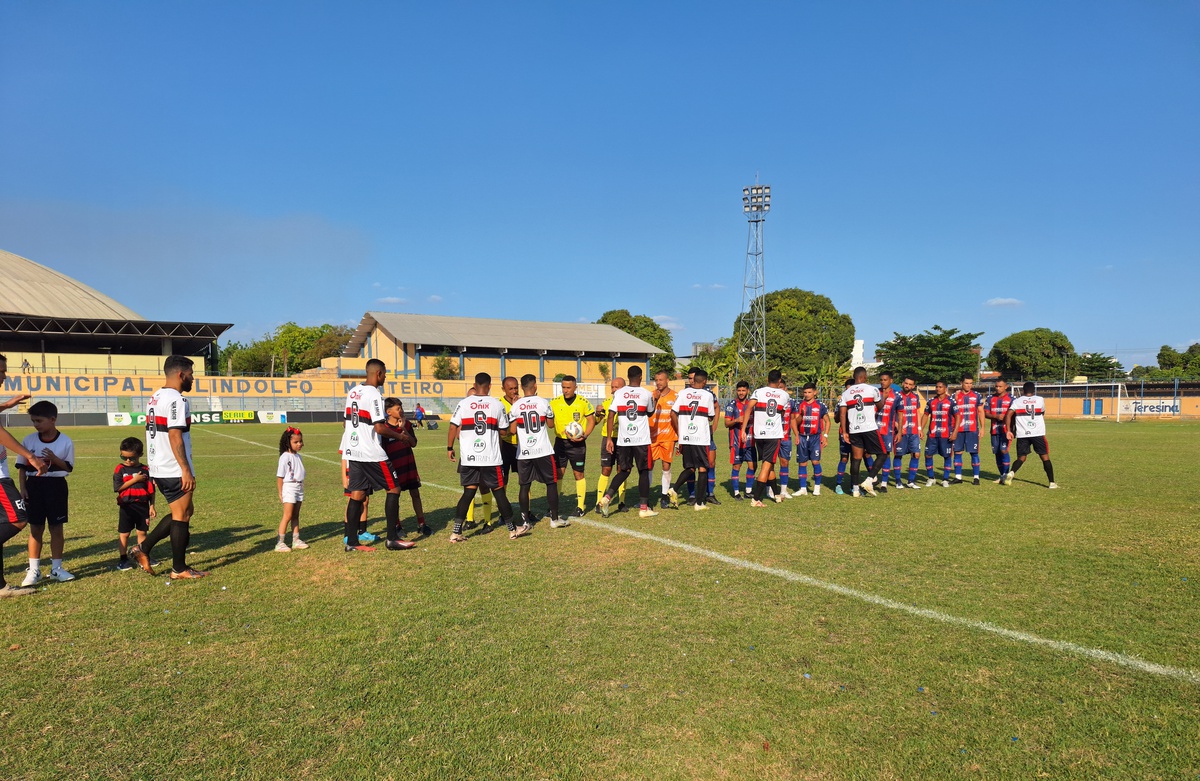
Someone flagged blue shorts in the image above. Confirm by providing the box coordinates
[778,438,793,461]
[729,443,756,466]
[707,441,717,452]
[879,433,894,454]
[895,434,921,456]
[925,437,952,459]
[954,431,980,454]
[839,436,851,458]
[795,434,822,464]
[991,433,1010,454]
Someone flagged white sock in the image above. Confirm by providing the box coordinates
[51,558,62,571]
[29,557,40,572]
[661,470,672,493]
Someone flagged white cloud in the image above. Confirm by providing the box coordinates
[428,294,443,303]
[376,296,407,305]
[984,297,1023,307]
[709,283,726,289]
[652,315,684,332]
[692,283,702,289]
[372,281,382,288]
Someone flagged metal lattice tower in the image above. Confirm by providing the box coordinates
[737,183,770,384]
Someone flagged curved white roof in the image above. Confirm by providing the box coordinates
[0,249,145,320]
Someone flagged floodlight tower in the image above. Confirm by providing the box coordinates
[737,183,770,384]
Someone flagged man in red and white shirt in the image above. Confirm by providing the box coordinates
[509,375,563,529]
[340,359,416,551]
[448,372,524,541]
[838,366,887,497]
[666,369,717,511]
[600,366,658,518]
[739,369,791,507]
[1004,382,1057,488]
[131,356,206,579]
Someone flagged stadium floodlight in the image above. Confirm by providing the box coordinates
[737,180,771,384]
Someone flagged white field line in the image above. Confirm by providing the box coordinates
[196,426,1200,685]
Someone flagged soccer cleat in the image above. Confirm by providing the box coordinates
[733,492,743,501]
[0,584,36,598]
[861,477,876,496]
[780,488,793,500]
[549,517,570,528]
[659,497,671,510]
[972,477,980,486]
[907,481,921,490]
[20,568,41,587]
[926,478,936,487]
[796,487,808,497]
[749,499,766,508]
[953,478,963,485]
[116,559,134,571]
[51,568,75,584]
[994,477,1004,484]
[169,567,209,580]
[358,531,379,544]
[877,485,888,494]
[638,507,659,519]
[385,539,417,550]
[617,502,627,513]
[666,488,680,509]
[694,503,709,511]
[418,524,433,537]
[274,541,291,553]
[345,544,376,552]
[705,495,721,506]
[894,482,905,490]
[851,486,861,497]
[129,544,155,575]
[573,507,585,518]
[599,495,612,518]
[1048,482,1058,489]
[448,533,467,543]
[774,493,783,504]
[1004,472,1016,485]
[462,520,477,531]
[812,485,821,497]
[509,523,532,540]
[291,538,309,549]
[835,486,844,496]
[942,480,950,488]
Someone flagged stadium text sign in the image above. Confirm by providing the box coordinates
[4,374,445,399]
[1118,399,1181,416]
[107,411,281,426]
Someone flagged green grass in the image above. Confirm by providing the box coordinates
[2,420,1199,780]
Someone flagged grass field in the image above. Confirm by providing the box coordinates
[2,419,1199,780]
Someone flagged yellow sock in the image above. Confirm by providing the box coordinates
[596,474,609,503]
[618,484,626,504]
[480,492,493,524]
[575,478,587,510]
[466,499,476,523]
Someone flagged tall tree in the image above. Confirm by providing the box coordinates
[875,325,983,384]
[987,328,1076,381]
[218,322,354,375]
[597,309,676,375]
[1077,352,1126,380]
[731,288,854,381]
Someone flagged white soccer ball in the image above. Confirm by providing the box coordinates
[564,421,585,439]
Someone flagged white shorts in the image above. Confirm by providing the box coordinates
[281,482,304,504]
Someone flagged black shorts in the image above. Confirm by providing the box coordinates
[599,439,615,469]
[679,444,711,470]
[25,477,69,526]
[0,477,28,525]
[347,460,399,494]
[1016,436,1049,457]
[118,503,151,534]
[848,430,885,456]
[554,438,587,472]
[458,463,507,490]
[517,455,560,486]
[501,441,519,477]
[153,477,191,504]
[755,439,781,465]
[616,444,652,473]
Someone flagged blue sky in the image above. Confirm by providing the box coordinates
[2,1,1197,369]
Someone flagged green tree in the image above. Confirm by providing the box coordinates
[875,325,984,384]
[987,328,1076,381]
[431,350,458,380]
[687,344,733,390]
[730,289,854,381]
[218,323,355,375]
[797,359,854,405]
[1077,353,1126,380]
[597,309,676,375]
[1157,345,1184,372]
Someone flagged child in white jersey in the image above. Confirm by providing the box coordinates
[17,401,75,584]
[275,427,308,551]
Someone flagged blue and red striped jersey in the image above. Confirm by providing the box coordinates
[952,390,983,433]
[794,400,828,436]
[986,393,1014,435]
[876,386,901,430]
[897,391,922,435]
[925,396,957,438]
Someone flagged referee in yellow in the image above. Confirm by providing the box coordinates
[550,375,595,517]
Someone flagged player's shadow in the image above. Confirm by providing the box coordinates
[189,524,285,572]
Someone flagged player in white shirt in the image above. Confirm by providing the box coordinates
[1004,381,1057,488]
[838,366,888,497]
[666,369,718,511]
[16,401,75,584]
[509,375,565,528]
[0,354,48,599]
[739,369,791,507]
[274,426,308,552]
[599,366,658,518]
[340,359,417,551]
[448,373,526,542]
[130,356,207,579]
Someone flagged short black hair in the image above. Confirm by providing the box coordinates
[119,437,143,456]
[767,369,782,383]
[903,376,916,384]
[28,400,57,418]
[164,355,194,376]
[844,378,854,387]
[365,358,386,375]
[1023,381,1036,394]
[879,370,893,379]
[736,380,750,389]
[853,366,867,379]
[520,373,537,390]
[692,368,708,382]
[936,379,948,387]
[384,397,402,410]
[475,372,492,386]
[628,366,643,381]
[560,375,577,383]
[802,382,817,391]
[962,373,974,382]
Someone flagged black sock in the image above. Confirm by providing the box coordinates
[345,499,363,546]
[608,469,630,499]
[494,489,513,523]
[850,458,862,486]
[0,522,20,588]
[1043,460,1054,483]
[170,520,188,572]
[454,488,477,524]
[547,482,560,517]
[141,514,174,555]
[358,519,368,535]
[751,480,765,500]
[519,484,532,517]
[638,470,651,505]
[384,492,400,541]
[673,469,694,492]
[1012,459,1024,474]
[867,455,885,480]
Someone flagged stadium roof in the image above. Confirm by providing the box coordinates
[0,249,145,320]
[344,312,665,357]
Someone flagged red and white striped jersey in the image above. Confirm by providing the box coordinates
[146,387,193,478]
[340,383,388,462]
[452,395,510,466]
[672,387,716,446]
[610,386,655,446]
[749,386,791,440]
[1010,394,1047,438]
[840,383,881,434]
[510,395,554,460]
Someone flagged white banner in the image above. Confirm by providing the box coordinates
[1119,399,1181,416]
[257,411,288,424]
[107,412,135,426]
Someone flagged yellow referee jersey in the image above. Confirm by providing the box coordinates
[499,395,517,445]
[550,394,595,438]
[597,397,614,438]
